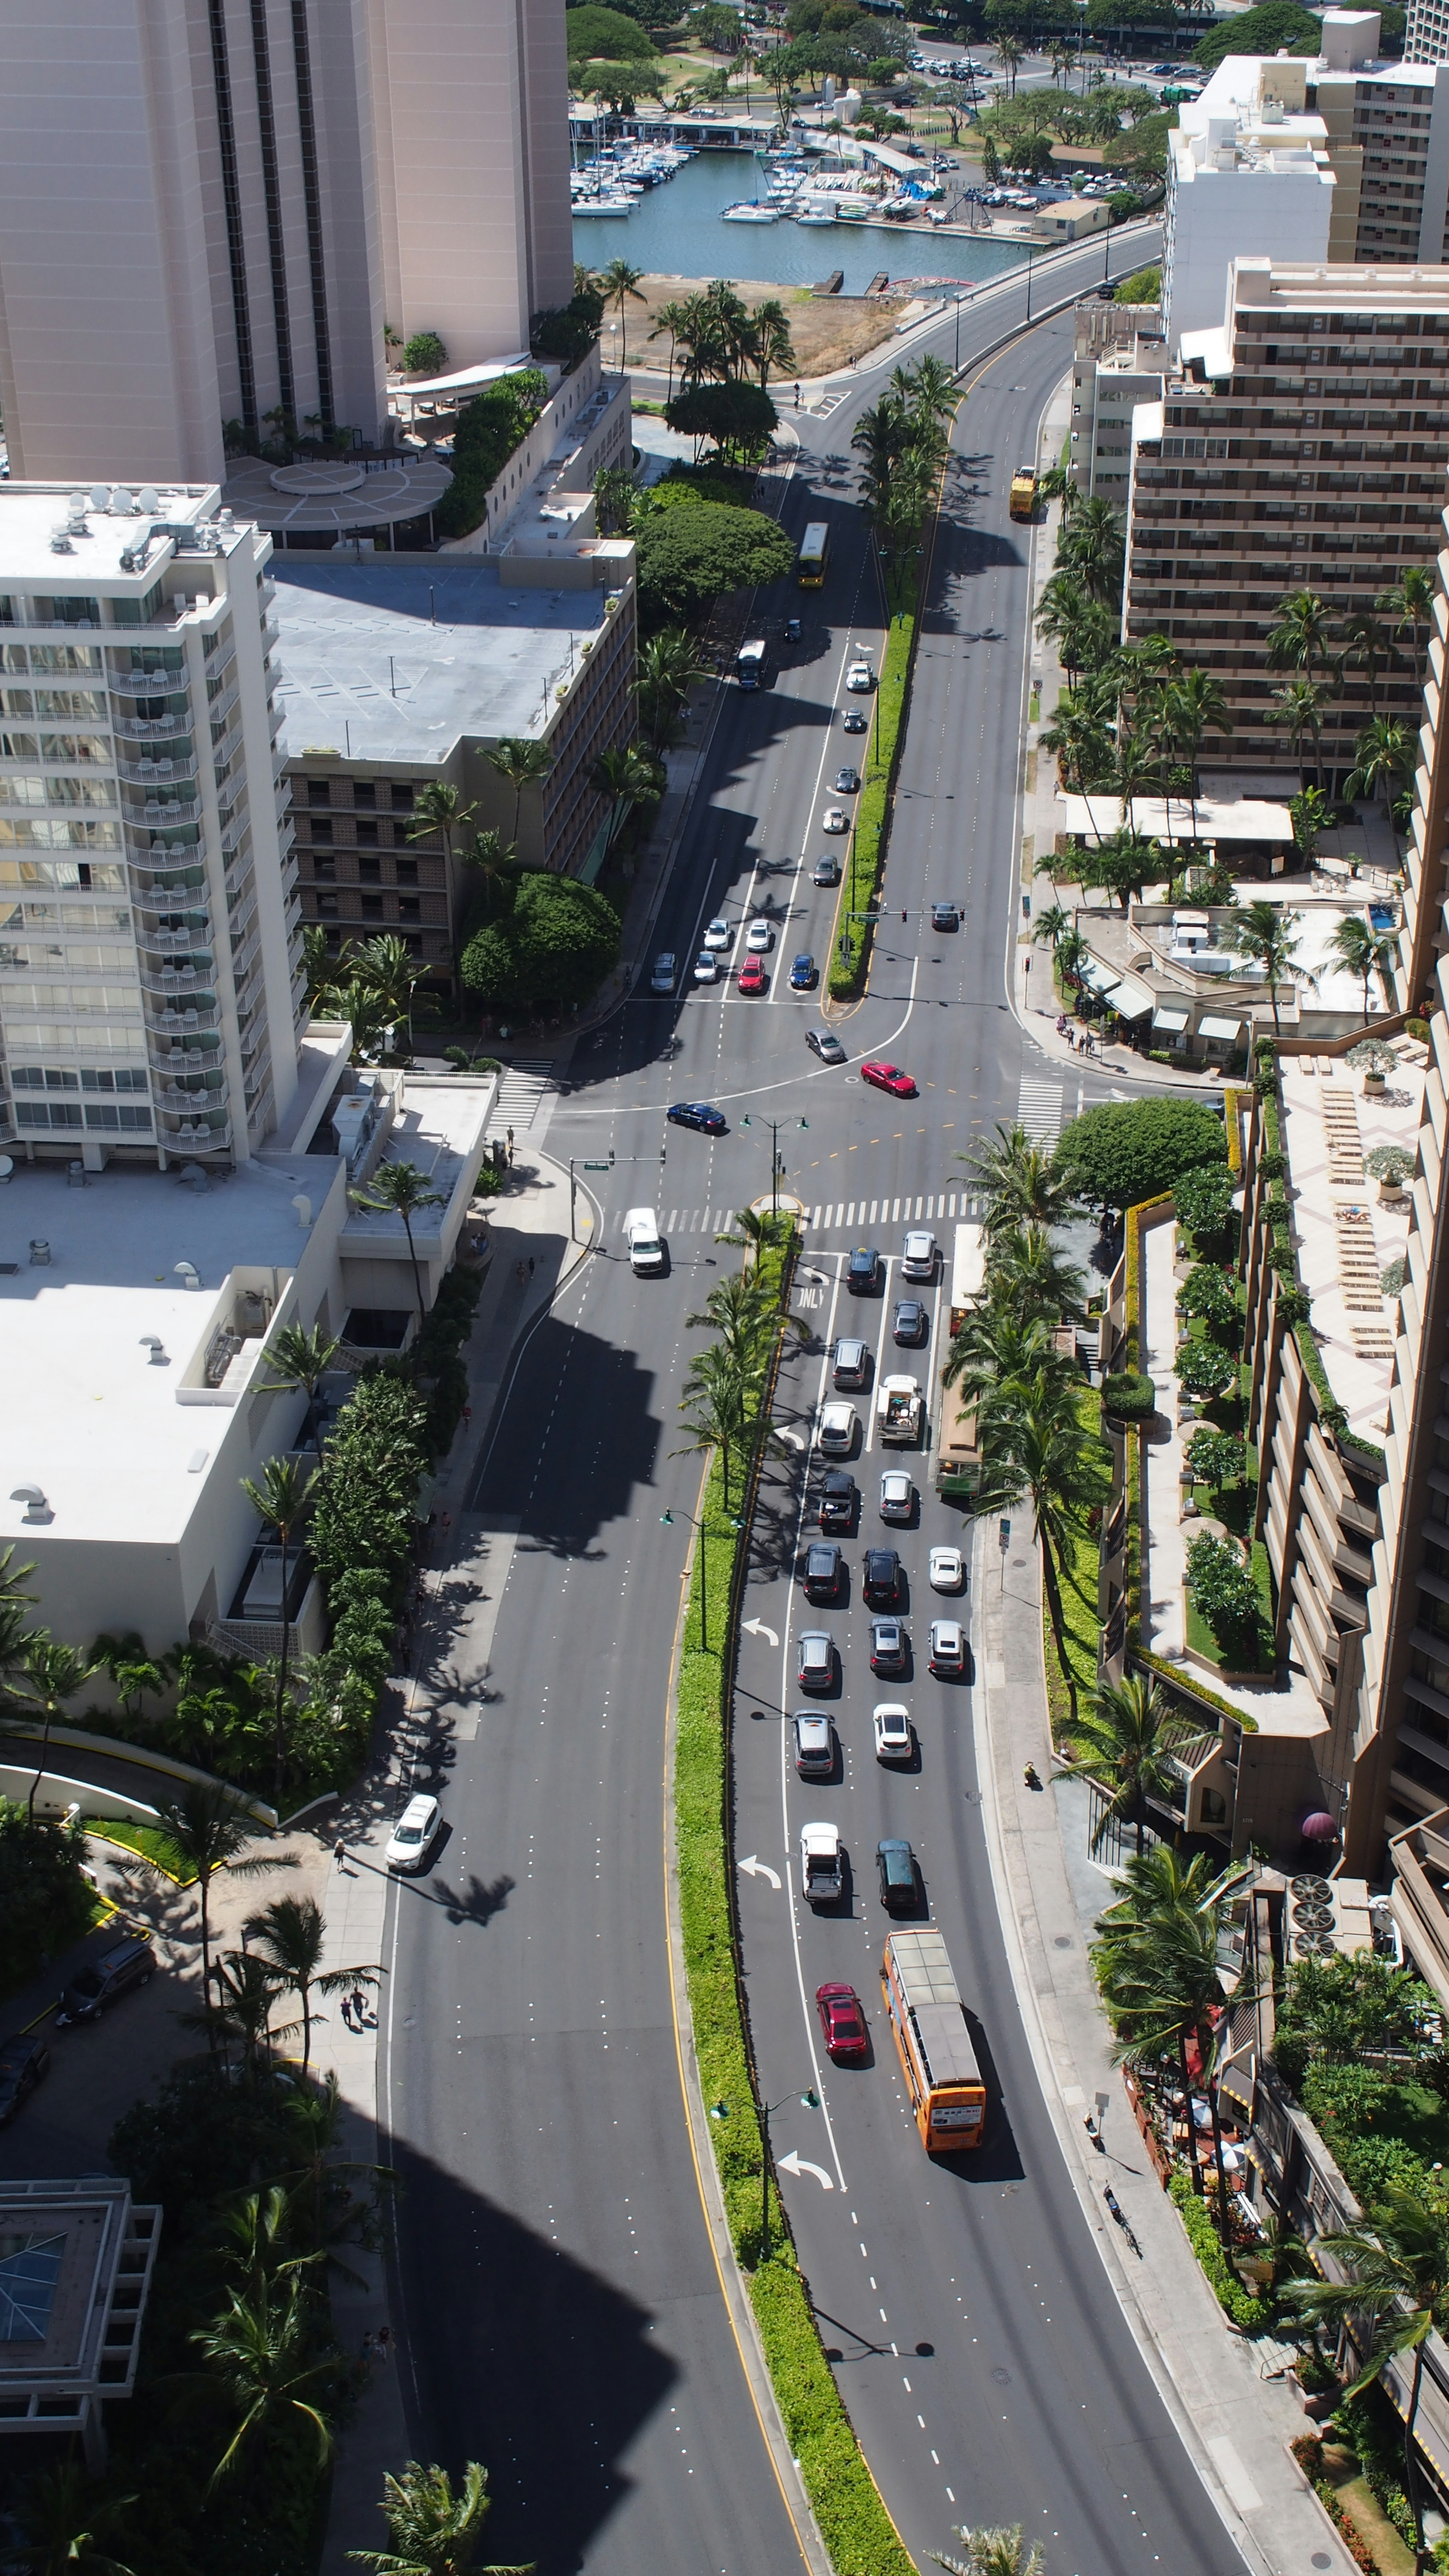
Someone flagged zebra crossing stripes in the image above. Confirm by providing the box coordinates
[1016,1075,1064,1146]
[493,1059,558,1142]
[657,1191,974,1237]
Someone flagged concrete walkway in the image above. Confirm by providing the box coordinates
[973,1522,1357,2576]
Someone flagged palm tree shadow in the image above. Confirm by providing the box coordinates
[428,1870,515,1929]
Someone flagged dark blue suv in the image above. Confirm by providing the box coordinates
[790,952,816,990]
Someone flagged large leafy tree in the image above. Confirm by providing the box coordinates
[635,502,794,622]
[461,871,621,1015]
[1053,1096,1229,1216]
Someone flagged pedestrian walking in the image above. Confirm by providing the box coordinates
[375,2325,393,2364]
[334,1837,349,1873]
[340,1991,354,2030]
[515,1260,526,1288]
[506,1125,515,1164]
[527,1255,535,1278]
[361,2331,376,2364]
[351,1983,368,2027]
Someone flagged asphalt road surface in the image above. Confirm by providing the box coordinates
[378,229,1236,2576]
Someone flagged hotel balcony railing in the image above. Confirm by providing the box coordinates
[124,796,201,831]
[138,919,212,955]
[112,711,192,744]
[159,1113,232,1150]
[129,861,206,901]
[149,1000,219,1034]
[117,753,197,788]
[108,665,186,695]
[148,1038,222,1076]
[157,1080,228,1109]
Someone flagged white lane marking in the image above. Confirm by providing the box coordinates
[572,958,921,1117]
[864,1257,897,1458]
[738,1853,783,1890]
[778,2150,835,2189]
[774,1252,849,2192]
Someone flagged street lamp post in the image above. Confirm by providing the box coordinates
[713,2084,821,2253]
[1024,240,1036,324]
[740,1112,808,1218]
[661,1503,742,1650]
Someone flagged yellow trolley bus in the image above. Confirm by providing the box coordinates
[797,522,830,587]
[881,1928,987,2150]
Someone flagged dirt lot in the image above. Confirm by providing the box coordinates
[607,271,913,380]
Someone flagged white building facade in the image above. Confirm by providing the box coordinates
[0,479,304,1167]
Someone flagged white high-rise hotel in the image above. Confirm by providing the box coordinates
[0,0,575,487]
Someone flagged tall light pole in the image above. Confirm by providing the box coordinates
[740,1112,808,1216]
[661,1503,742,1651]
[712,2085,821,2253]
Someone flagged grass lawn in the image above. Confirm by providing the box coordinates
[86,1818,196,1884]
[1043,1507,1102,1737]
[1319,2447,1416,2576]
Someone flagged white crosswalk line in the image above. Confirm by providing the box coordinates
[494,1058,558,1144]
[1017,1075,1064,1145]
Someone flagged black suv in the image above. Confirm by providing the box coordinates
[57,1935,154,2027]
[818,1469,858,1533]
[863,1547,903,1607]
[847,1245,881,1295]
[0,2033,50,2126]
[804,1540,845,1603]
[877,1838,920,1915]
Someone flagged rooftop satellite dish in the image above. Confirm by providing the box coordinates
[137,486,160,513]
[0,1155,13,1183]
[90,484,109,512]
[110,486,135,514]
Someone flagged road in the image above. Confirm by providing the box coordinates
[378,231,1228,2576]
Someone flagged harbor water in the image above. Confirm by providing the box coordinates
[572,146,1031,294]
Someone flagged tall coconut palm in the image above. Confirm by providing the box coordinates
[932,2528,1044,2576]
[597,256,646,366]
[353,934,428,1050]
[648,296,693,402]
[239,1455,314,1802]
[1329,913,1398,1019]
[960,1121,1077,1240]
[1281,2184,1449,2571]
[1227,899,1311,1039]
[148,1779,285,2009]
[191,2273,335,2487]
[942,1306,1068,1411]
[634,629,708,749]
[1066,1672,1189,1859]
[16,1638,95,1823]
[1266,589,1333,685]
[349,1160,447,1321]
[12,2462,136,2576]
[750,296,797,388]
[686,1268,774,1371]
[408,781,476,869]
[1055,495,1124,607]
[245,1891,383,2075]
[975,1364,1104,1717]
[1030,901,1073,958]
[486,738,554,847]
[1039,697,1114,840]
[349,2458,532,2576]
[1093,1877,1244,2239]
[673,1344,753,1510]
[996,31,1023,93]
[1347,714,1414,813]
[590,743,663,854]
[1163,667,1232,841]
[1288,784,1329,867]
[1271,675,1329,792]
[1340,607,1390,719]
[88,1630,167,1728]
[990,1223,1088,1327]
[1379,565,1435,680]
[261,1321,342,1451]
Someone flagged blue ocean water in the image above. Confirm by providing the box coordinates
[572,146,1031,294]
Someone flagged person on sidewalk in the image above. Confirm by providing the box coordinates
[334,1838,349,1874]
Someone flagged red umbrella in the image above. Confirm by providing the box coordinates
[1301,1811,1338,1842]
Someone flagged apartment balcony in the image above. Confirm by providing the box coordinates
[148,1038,221,1077]
[117,753,197,789]
[108,665,186,697]
[149,1000,219,1034]
[205,679,241,733]
[157,1080,227,1111]
[158,1113,232,1151]
[129,861,206,903]
[123,792,201,829]
[262,616,281,655]
[139,921,212,956]
[112,712,192,745]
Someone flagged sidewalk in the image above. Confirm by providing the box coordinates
[973,1526,1357,2576]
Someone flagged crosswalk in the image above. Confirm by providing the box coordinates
[654,1190,982,1238]
[808,389,848,419]
[1016,1074,1064,1146]
[492,1059,558,1145]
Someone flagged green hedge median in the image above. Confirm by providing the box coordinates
[828,612,917,1004]
[673,1226,914,2576]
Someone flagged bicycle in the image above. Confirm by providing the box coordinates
[1104,2184,1143,2258]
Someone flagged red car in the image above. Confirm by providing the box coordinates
[861,1060,915,1097]
[815,1981,868,2064]
[737,956,768,995]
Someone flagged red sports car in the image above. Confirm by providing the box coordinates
[737,957,768,995]
[815,1981,869,2064]
[861,1060,915,1097]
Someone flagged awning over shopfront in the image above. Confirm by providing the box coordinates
[1198,1013,1243,1042]
[1152,1006,1191,1033]
[1081,952,1155,1018]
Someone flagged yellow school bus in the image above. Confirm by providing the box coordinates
[797,521,830,586]
[881,1929,988,2150]
[1008,466,1039,521]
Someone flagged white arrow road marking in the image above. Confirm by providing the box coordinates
[777,1427,806,1450]
[778,2150,835,2189]
[740,1615,780,1645]
[738,1853,782,1889]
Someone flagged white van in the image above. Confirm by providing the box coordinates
[625,1207,666,1275]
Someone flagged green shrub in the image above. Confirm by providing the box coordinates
[1406,1014,1430,1041]
[1055,1096,1228,1215]
[829,612,916,1001]
[1173,1162,1237,1236]
[1332,2383,1418,2547]
[1102,1370,1157,1420]
[1184,1426,1246,1487]
[402,329,446,374]
[1175,1338,1238,1399]
[1186,1531,1263,1660]
[1169,2172,1274,2329]
[0,1800,97,1990]
[435,368,548,538]
[1176,1263,1236,1325]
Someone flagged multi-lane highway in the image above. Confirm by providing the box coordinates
[377,232,1240,2576]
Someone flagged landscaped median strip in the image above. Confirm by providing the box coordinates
[828,609,917,1005]
[672,1220,915,2576]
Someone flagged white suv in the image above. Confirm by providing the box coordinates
[625,1207,665,1274]
[901,1229,937,1281]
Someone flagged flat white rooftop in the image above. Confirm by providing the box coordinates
[338,1078,494,1260]
[1278,1044,1426,1440]
[0,1155,316,1552]
[271,559,609,764]
[0,480,221,586]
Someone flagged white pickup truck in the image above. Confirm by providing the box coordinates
[876,1374,923,1445]
[800,1820,844,1907]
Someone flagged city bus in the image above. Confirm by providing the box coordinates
[881,1928,987,2150]
[936,1218,986,1498]
[797,522,830,587]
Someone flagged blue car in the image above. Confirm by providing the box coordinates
[790,952,817,990]
[667,1101,727,1135]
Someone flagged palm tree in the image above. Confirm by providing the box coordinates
[1066,1672,1189,1859]
[349,2458,533,2576]
[1340,607,1389,719]
[352,933,428,1051]
[1281,2184,1449,2570]
[88,1630,167,1728]
[590,743,663,854]
[1227,899,1310,1039]
[976,1364,1104,1716]
[191,2273,335,2487]
[486,738,554,847]
[714,1203,778,1263]
[12,2462,136,2576]
[408,781,476,869]
[245,1892,382,2075]
[674,1345,753,1509]
[148,1779,285,2007]
[1055,496,1124,607]
[686,1268,774,1371]
[16,1638,95,1822]
[633,628,708,749]
[1379,565,1435,681]
[943,1307,1069,1412]
[1040,697,1113,840]
[932,2529,1044,2576]
[1266,589,1333,685]
[648,297,693,403]
[1271,676,1329,792]
[996,31,1023,94]
[1030,902,1073,958]
[1163,667,1232,841]
[750,295,796,388]
[1329,912,1398,1018]
[1347,714,1414,813]
[277,2068,395,2274]
[991,1223,1088,1327]
[1093,1868,1246,2239]
[349,1160,447,1321]
[239,1454,314,1802]
[960,1122,1077,1241]
[597,257,646,365]
[261,1321,342,1451]
[1289,784,1330,867]
[196,1945,299,2088]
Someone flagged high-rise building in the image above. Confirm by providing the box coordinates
[0,0,574,489]
[1068,302,1168,500]
[0,477,304,1165]
[1164,59,1342,343]
[1121,258,1449,784]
